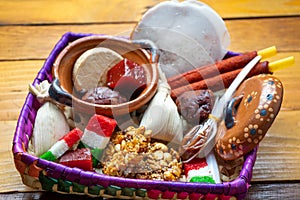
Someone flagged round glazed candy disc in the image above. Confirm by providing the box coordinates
[215,74,283,160]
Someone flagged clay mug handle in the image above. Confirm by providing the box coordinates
[49,78,73,107]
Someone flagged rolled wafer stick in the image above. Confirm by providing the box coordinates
[171,56,294,99]
[168,46,277,89]
[168,51,257,89]
[171,61,270,99]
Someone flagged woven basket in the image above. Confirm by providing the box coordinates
[12,32,257,200]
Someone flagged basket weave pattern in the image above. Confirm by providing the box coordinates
[12,32,257,200]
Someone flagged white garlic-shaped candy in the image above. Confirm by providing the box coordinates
[140,66,183,144]
[30,102,70,156]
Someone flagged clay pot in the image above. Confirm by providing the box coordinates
[49,35,159,117]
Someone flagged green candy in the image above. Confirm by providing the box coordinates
[40,151,56,161]
[190,175,215,184]
[91,148,104,167]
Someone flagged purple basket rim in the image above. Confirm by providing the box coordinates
[12,31,257,199]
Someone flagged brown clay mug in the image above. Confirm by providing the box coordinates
[49,35,159,117]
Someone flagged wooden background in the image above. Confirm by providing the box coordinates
[0,0,299,199]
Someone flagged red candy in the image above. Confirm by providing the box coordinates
[183,157,208,177]
[106,59,147,100]
[59,148,93,171]
[61,128,83,147]
[85,114,117,137]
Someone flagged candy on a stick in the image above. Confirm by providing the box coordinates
[168,51,257,89]
[40,128,83,161]
[180,55,262,162]
[168,46,277,89]
[182,55,294,162]
[171,56,295,99]
[171,61,269,99]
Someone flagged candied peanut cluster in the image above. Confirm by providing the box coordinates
[101,126,182,181]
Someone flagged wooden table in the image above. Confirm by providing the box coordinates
[0,0,299,199]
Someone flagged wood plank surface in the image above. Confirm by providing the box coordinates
[0,0,151,24]
[0,0,299,25]
[0,17,299,60]
[246,182,300,199]
[0,121,32,193]
[252,110,300,181]
[203,0,300,19]
[0,24,134,61]
[226,17,300,52]
[0,61,43,121]
[1,0,300,198]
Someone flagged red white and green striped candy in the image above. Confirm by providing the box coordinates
[40,128,83,161]
[183,152,221,184]
[80,114,117,164]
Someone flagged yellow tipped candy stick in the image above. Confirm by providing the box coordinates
[269,56,295,72]
[257,46,277,59]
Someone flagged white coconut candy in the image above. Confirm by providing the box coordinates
[131,0,230,77]
[73,47,123,91]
